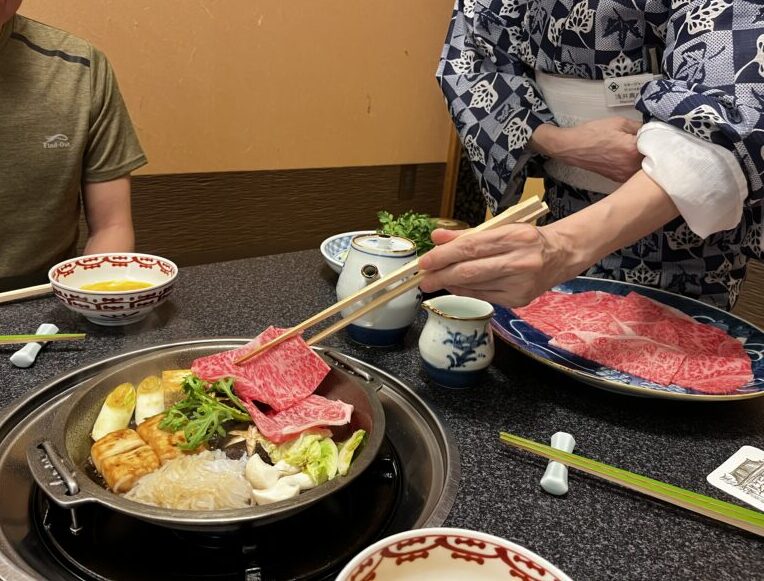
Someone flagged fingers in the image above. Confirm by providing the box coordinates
[420,247,544,295]
[430,228,466,246]
[419,223,539,272]
[420,254,504,293]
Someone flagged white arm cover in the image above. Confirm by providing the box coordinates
[636,121,747,239]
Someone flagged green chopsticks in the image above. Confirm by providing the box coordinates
[500,432,764,538]
[0,334,86,346]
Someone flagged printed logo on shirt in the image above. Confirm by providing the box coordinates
[43,134,71,149]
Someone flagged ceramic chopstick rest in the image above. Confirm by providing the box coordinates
[10,323,59,368]
[540,431,576,496]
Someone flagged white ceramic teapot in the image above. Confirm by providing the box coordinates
[336,233,421,346]
[418,295,495,388]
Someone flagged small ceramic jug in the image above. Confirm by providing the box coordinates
[336,233,421,346]
[419,295,495,388]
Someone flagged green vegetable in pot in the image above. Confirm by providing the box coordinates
[304,438,339,485]
[337,429,367,476]
[275,431,329,465]
[377,210,437,255]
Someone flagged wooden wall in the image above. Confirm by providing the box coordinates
[78,164,445,266]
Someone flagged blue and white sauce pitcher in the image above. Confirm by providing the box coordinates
[419,295,495,388]
[336,233,421,346]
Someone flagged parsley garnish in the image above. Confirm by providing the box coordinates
[159,375,250,450]
[377,210,436,255]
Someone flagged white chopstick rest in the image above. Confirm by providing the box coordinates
[540,431,576,496]
[9,323,59,368]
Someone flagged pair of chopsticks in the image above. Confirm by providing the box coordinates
[0,283,53,305]
[0,333,86,346]
[500,432,764,538]
[235,196,549,365]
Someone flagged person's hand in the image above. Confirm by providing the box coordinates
[418,224,573,308]
[531,118,643,183]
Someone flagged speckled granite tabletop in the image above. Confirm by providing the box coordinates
[0,250,762,580]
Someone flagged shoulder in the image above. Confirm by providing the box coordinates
[12,14,102,67]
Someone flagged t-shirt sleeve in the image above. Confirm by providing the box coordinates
[83,47,147,182]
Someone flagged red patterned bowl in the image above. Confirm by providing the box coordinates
[336,527,572,581]
[48,253,178,326]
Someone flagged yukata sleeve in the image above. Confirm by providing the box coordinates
[635,0,764,237]
[435,0,554,213]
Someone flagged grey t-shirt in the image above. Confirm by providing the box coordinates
[0,14,147,291]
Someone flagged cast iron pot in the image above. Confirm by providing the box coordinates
[27,341,385,533]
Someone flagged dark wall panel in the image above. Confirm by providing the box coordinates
[119,164,444,267]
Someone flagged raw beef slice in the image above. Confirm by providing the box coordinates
[519,289,753,393]
[191,326,331,411]
[671,354,754,394]
[515,291,624,336]
[550,331,687,386]
[243,395,353,443]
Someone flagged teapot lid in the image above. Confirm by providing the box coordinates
[351,234,416,257]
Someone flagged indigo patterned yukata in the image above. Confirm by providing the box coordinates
[436,0,764,309]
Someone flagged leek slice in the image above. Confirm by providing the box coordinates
[91,382,136,441]
[134,375,164,425]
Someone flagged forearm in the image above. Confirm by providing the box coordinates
[540,170,679,280]
[529,124,566,158]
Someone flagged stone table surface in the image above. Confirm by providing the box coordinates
[0,250,762,580]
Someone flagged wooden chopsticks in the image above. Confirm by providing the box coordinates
[500,432,764,538]
[0,333,86,346]
[234,196,548,365]
[0,283,53,305]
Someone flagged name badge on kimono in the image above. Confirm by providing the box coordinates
[603,73,655,107]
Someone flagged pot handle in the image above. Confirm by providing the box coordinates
[26,440,89,509]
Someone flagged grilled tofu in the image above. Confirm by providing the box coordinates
[136,414,190,463]
[90,427,161,493]
[91,428,145,473]
[99,444,160,493]
[161,369,192,407]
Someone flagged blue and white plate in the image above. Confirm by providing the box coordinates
[491,277,764,401]
[319,230,376,274]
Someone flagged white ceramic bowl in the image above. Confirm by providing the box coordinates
[336,527,572,581]
[319,230,375,274]
[48,253,178,326]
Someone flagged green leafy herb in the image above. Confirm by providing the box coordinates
[377,210,437,255]
[159,375,250,450]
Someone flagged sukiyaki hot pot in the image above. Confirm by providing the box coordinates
[27,340,385,533]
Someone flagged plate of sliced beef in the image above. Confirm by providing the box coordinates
[491,277,763,400]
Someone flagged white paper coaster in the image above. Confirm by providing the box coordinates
[707,446,764,512]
